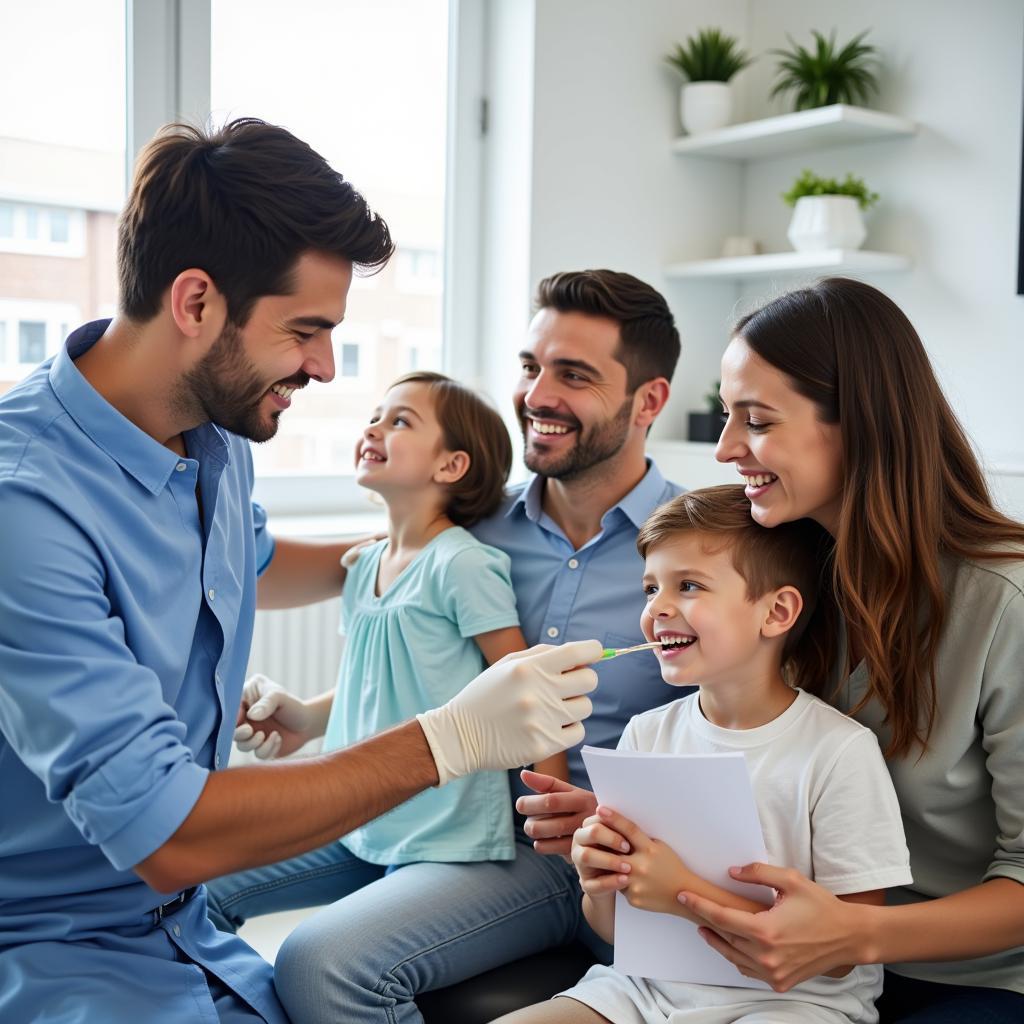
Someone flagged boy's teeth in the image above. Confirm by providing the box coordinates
[744,473,777,488]
[659,636,695,648]
[531,420,570,435]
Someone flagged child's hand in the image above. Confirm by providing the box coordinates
[571,811,633,905]
[234,674,318,759]
[595,806,698,918]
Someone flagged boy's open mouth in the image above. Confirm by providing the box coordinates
[656,633,696,655]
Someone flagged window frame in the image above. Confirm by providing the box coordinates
[127,0,486,517]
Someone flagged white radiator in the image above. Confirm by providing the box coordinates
[245,597,344,701]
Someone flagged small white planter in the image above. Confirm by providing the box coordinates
[680,81,733,135]
[786,195,867,252]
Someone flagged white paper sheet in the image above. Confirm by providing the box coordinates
[581,744,771,988]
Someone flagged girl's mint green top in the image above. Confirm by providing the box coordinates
[323,527,520,864]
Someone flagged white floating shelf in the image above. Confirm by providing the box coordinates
[671,104,917,161]
[664,249,911,281]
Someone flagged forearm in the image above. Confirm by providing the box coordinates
[582,893,615,944]
[136,720,437,891]
[857,878,1024,965]
[675,868,769,925]
[534,750,569,782]
[257,537,359,609]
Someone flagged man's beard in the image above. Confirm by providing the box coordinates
[520,395,634,481]
[176,320,281,443]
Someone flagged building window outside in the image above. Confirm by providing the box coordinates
[211,0,449,478]
[18,321,46,364]
[340,343,360,378]
[0,0,124,395]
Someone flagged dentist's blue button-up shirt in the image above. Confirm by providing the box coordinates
[472,461,687,793]
[0,321,286,1022]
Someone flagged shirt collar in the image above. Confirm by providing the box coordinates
[507,458,667,530]
[49,319,230,495]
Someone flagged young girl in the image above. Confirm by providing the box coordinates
[500,485,911,1024]
[208,371,567,928]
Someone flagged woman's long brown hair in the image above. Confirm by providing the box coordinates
[735,278,1024,758]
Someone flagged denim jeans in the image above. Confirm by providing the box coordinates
[206,833,608,1024]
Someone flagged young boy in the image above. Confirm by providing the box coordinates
[497,485,911,1024]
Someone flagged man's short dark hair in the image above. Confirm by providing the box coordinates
[534,269,681,390]
[118,118,394,325]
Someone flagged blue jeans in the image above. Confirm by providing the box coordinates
[877,970,1024,1023]
[206,834,609,1024]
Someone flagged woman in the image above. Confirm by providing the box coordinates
[518,276,1024,1023]
[688,276,1024,1022]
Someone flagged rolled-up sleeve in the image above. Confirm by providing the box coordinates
[0,485,208,871]
[980,590,1024,885]
[252,499,275,577]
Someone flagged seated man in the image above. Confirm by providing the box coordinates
[211,269,686,1024]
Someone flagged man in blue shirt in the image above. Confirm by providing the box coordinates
[226,270,685,1023]
[0,120,602,1023]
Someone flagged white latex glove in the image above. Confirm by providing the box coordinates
[233,673,318,760]
[416,639,602,786]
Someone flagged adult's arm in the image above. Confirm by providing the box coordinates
[139,640,602,891]
[256,535,378,609]
[682,867,1024,992]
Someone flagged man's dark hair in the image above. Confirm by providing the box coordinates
[534,269,681,390]
[117,118,394,325]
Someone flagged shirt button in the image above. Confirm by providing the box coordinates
[546,626,559,639]
[175,462,187,472]
[208,588,216,601]
[567,558,579,570]
[215,753,222,768]
[173,924,181,937]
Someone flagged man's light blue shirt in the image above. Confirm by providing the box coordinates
[0,321,287,1022]
[471,461,686,792]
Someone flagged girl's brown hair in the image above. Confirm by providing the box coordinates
[390,372,512,527]
[735,277,1024,757]
[637,486,832,681]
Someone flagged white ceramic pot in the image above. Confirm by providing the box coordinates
[680,81,733,135]
[786,195,867,252]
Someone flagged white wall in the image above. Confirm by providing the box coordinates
[480,0,1024,511]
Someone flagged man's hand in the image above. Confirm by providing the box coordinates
[416,640,601,786]
[234,674,321,759]
[517,769,598,856]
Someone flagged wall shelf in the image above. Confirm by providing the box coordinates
[670,104,917,161]
[664,249,912,281]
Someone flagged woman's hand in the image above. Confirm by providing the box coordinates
[680,862,867,991]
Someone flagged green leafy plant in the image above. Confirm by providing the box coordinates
[665,28,752,83]
[704,381,722,414]
[770,30,880,110]
[782,169,879,210]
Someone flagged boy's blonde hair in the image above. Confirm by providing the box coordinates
[637,485,832,683]
[389,371,511,527]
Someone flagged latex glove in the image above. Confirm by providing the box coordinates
[233,673,318,760]
[416,639,602,786]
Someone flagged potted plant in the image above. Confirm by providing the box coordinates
[687,381,725,443]
[770,29,880,111]
[783,169,879,252]
[665,28,751,135]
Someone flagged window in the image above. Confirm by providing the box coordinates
[18,322,46,364]
[211,0,450,479]
[340,344,360,379]
[0,0,124,394]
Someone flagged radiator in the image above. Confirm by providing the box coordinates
[245,597,344,701]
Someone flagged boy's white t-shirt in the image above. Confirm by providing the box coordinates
[563,688,912,1024]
